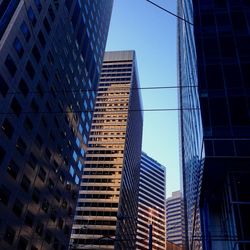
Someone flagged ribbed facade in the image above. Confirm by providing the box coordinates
[166,191,185,248]
[0,1,113,249]
[70,50,143,249]
[136,152,166,250]
[178,0,250,249]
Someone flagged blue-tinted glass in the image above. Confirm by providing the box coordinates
[71,0,80,28]
[5,55,17,76]
[88,112,92,120]
[76,138,80,147]
[34,0,42,12]
[27,7,37,26]
[13,37,24,58]
[73,151,77,161]
[20,21,31,41]
[69,166,74,177]
[79,124,83,134]
[85,122,89,132]
[75,175,80,185]
[83,135,87,144]
[80,149,85,157]
[81,112,85,121]
[84,100,87,110]
[77,162,82,171]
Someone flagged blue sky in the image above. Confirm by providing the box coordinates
[106,0,179,197]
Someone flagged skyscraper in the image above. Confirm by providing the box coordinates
[70,50,143,249]
[178,0,250,249]
[0,1,113,249]
[166,191,185,248]
[136,152,166,250]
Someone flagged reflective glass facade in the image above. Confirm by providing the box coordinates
[136,152,166,250]
[0,1,113,249]
[178,0,250,249]
[70,51,143,249]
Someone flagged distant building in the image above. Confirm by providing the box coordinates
[70,50,143,249]
[166,191,185,248]
[0,1,113,249]
[136,152,166,250]
[178,0,250,249]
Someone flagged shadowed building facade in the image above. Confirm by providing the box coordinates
[178,0,250,249]
[0,1,113,249]
[136,152,166,250]
[70,50,143,249]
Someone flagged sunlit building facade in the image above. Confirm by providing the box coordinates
[70,50,143,249]
[0,1,113,249]
[136,152,166,250]
[166,191,185,248]
[178,0,250,249]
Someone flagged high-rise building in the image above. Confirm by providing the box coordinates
[0,1,113,249]
[70,50,143,249]
[166,191,185,248]
[136,152,166,250]
[178,0,250,249]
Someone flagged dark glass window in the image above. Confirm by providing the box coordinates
[231,12,247,32]
[42,66,49,82]
[24,116,33,131]
[65,0,73,11]
[47,178,54,191]
[38,30,46,48]
[35,134,43,148]
[11,97,22,117]
[0,74,9,97]
[36,82,44,97]
[31,99,39,113]
[2,118,14,139]
[26,60,35,79]
[58,217,64,229]
[47,51,54,65]
[4,226,15,245]
[41,199,49,213]
[0,184,10,205]
[71,1,80,28]
[20,21,31,42]
[18,236,28,250]
[32,187,40,203]
[36,221,44,236]
[32,45,41,63]
[48,5,55,21]
[203,37,219,58]
[20,175,31,192]
[5,55,17,76]
[25,210,34,227]
[241,63,250,87]
[12,199,24,217]
[45,230,52,243]
[34,0,42,13]
[219,36,236,58]
[16,137,27,155]
[43,17,51,34]
[38,167,47,182]
[27,7,37,26]
[7,160,19,179]
[41,116,47,128]
[28,153,37,170]
[13,37,24,58]
[31,246,38,250]
[18,79,29,96]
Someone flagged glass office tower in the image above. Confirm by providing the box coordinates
[136,152,166,250]
[0,1,113,249]
[178,0,250,249]
[70,51,143,249]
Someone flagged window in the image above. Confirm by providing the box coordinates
[34,0,42,13]
[25,210,34,227]
[47,51,54,65]
[4,226,15,245]
[38,167,47,182]
[48,5,55,21]
[36,82,44,97]
[24,117,33,131]
[28,153,37,170]
[61,199,67,209]
[13,37,24,58]
[32,45,41,63]
[12,199,24,217]
[16,137,27,155]
[27,6,37,26]
[35,221,44,236]
[20,21,31,41]
[45,230,52,243]
[0,184,10,205]
[20,175,31,192]
[69,166,74,177]
[43,17,51,34]
[0,74,9,97]
[11,97,22,117]
[26,60,35,79]
[41,199,49,213]
[7,160,19,179]
[58,217,64,229]
[75,175,80,185]
[38,30,46,48]
[32,187,40,203]
[73,151,77,161]
[31,99,39,113]
[2,118,14,139]
[18,79,29,96]
[5,55,17,76]
[47,178,54,191]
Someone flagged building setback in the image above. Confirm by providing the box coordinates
[136,152,166,250]
[166,191,185,248]
[0,1,113,249]
[178,0,250,249]
[70,50,143,249]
